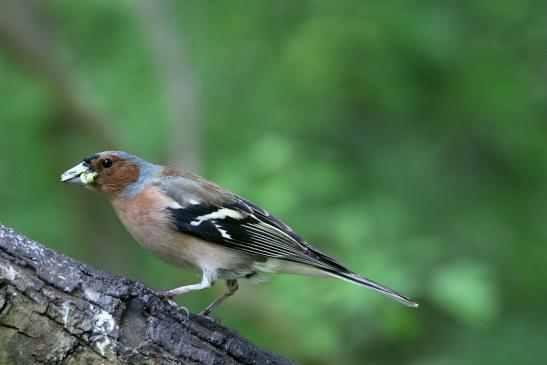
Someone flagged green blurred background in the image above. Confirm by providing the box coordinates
[0,1,545,364]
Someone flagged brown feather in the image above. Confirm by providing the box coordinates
[89,154,140,197]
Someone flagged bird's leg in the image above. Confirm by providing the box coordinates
[158,273,214,315]
[159,273,213,298]
[200,279,239,316]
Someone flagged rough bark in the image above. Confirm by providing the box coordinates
[0,224,296,365]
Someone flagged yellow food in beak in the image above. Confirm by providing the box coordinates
[80,171,98,184]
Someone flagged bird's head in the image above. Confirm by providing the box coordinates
[61,151,160,198]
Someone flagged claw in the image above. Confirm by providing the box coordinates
[158,291,190,316]
[176,304,190,317]
[168,299,190,317]
[198,311,221,323]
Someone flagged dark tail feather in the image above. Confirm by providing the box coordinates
[325,270,419,307]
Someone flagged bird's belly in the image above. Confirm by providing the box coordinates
[135,229,256,276]
[133,227,202,273]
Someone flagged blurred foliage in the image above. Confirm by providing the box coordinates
[0,1,546,364]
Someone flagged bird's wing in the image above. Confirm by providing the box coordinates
[158,175,347,272]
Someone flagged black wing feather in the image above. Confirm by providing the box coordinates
[236,197,347,269]
[167,199,348,272]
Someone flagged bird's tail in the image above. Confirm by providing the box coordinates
[324,270,419,307]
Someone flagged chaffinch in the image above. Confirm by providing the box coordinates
[61,151,418,315]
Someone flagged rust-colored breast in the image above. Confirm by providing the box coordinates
[111,186,184,263]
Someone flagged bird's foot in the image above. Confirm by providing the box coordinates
[174,304,190,317]
[198,310,221,323]
[157,291,190,316]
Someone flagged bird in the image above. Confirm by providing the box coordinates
[61,151,418,315]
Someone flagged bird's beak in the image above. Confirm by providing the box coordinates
[60,162,97,185]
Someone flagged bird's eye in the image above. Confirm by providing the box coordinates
[101,158,113,168]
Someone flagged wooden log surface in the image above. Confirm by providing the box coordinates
[0,223,296,365]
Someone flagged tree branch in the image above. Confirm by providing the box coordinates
[0,223,295,365]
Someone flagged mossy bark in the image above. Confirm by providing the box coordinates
[0,224,295,365]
